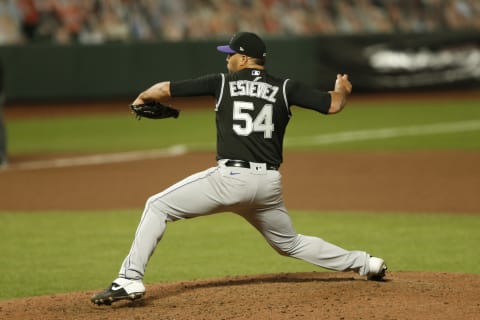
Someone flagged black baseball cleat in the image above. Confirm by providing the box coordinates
[367,257,387,281]
[91,278,146,305]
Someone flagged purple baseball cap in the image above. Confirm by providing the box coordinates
[217,32,267,59]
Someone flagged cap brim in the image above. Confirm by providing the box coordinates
[217,45,236,54]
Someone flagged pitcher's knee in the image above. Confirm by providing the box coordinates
[145,195,186,222]
[144,196,169,219]
[145,195,161,211]
[268,234,302,257]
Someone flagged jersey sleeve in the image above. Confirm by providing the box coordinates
[286,79,331,114]
[170,74,222,98]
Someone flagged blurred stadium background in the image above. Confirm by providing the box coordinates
[0,0,479,101]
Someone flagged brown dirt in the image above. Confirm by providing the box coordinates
[1,94,479,319]
[1,150,479,213]
[0,272,479,320]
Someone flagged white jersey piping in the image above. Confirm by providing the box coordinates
[215,73,225,111]
[282,78,291,117]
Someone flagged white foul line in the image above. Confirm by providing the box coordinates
[5,145,188,171]
[286,120,480,146]
[2,120,479,171]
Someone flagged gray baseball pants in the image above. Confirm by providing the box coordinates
[119,160,370,280]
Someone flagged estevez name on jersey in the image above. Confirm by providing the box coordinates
[229,80,279,103]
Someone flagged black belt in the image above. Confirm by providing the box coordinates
[224,160,278,171]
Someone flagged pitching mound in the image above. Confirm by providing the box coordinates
[1,272,479,320]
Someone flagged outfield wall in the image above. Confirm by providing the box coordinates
[1,31,479,102]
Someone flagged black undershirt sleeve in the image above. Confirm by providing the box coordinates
[170,74,222,97]
[286,79,331,114]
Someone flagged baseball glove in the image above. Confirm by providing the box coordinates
[130,102,180,120]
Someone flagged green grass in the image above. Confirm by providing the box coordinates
[0,210,479,300]
[286,100,480,150]
[6,111,215,154]
[6,99,480,154]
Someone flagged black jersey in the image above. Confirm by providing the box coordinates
[170,68,331,166]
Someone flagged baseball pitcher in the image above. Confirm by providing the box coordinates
[92,32,387,305]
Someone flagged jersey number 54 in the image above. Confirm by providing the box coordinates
[232,101,274,139]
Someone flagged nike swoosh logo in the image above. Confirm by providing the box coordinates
[111,284,123,291]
